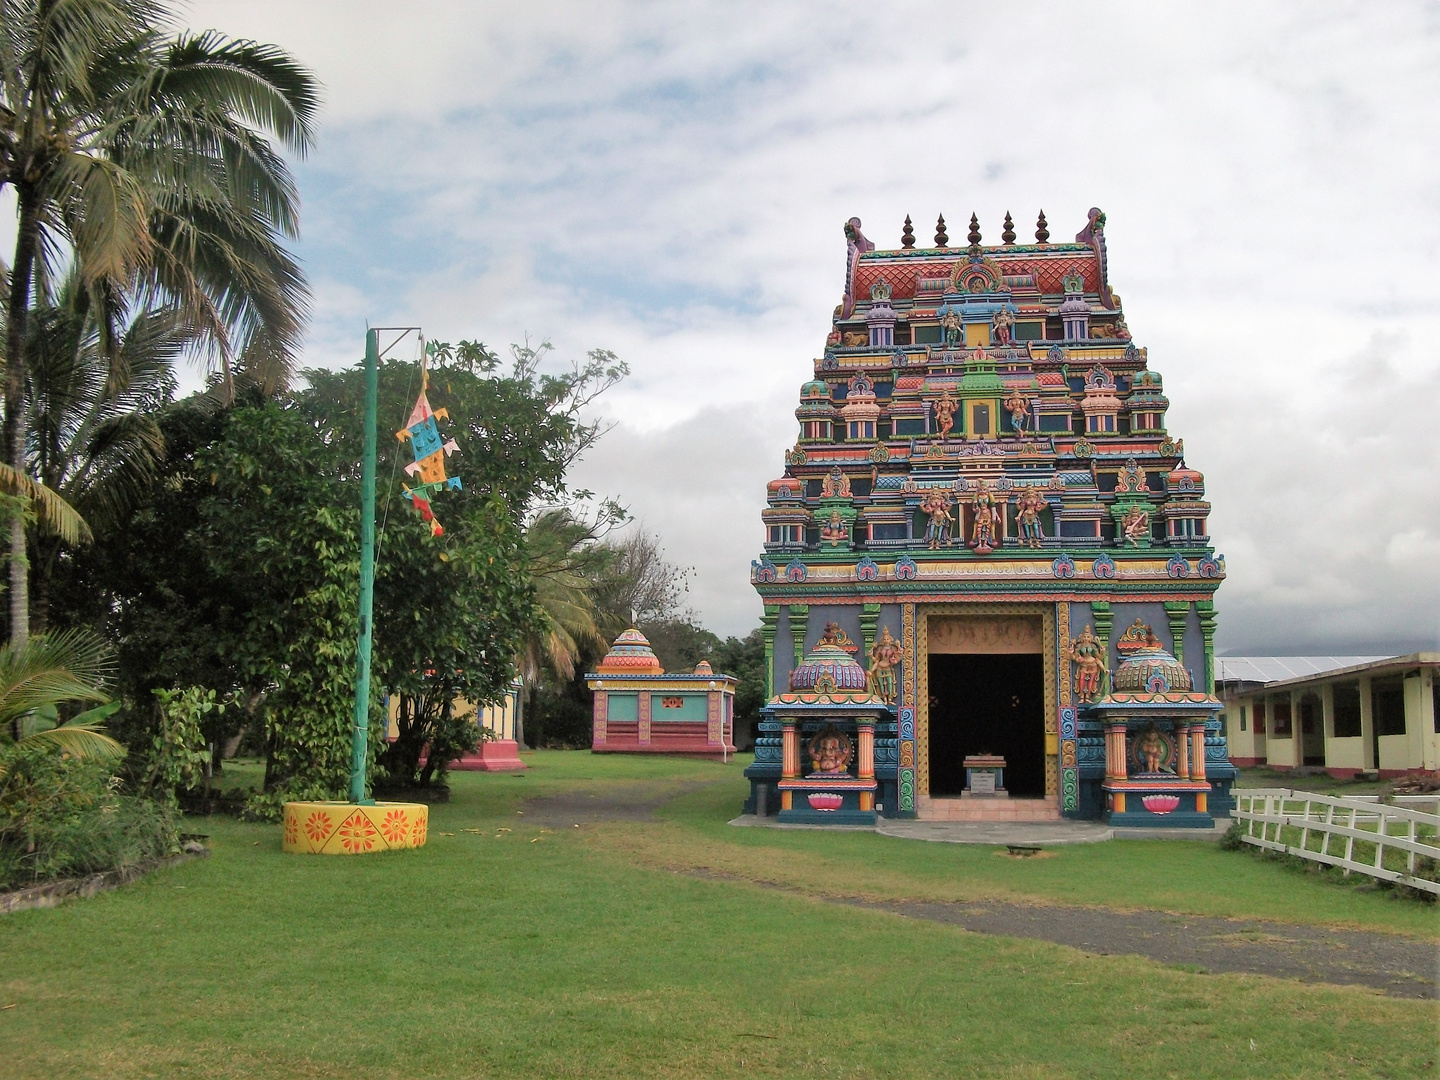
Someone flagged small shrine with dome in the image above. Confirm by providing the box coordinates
[745,207,1235,827]
[588,628,737,758]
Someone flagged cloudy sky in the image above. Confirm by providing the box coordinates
[178,1,1439,653]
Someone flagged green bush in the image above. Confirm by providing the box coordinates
[0,742,179,890]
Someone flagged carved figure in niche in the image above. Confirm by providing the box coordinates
[1003,388,1030,436]
[940,307,963,344]
[991,307,1015,345]
[820,466,851,499]
[1014,486,1048,549]
[1137,725,1169,774]
[808,725,854,776]
[1067,624,1105,702]
[867,626,901,704]
[969,478,1003,554]
[933,390,959,439]
[919,488,954,549]
[820,621,858,653]
[825,330,842,349]
[842,330,868,348]
[1120,504,1150,547]
[820,510,849,544]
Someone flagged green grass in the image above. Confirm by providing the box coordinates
[1233,767,1391,795]
[1,751,1435,1079]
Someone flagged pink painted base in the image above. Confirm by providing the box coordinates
[450,740,527,772]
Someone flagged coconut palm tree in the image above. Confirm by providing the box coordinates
[0,0,319,643]
[520,508,609,686]
[0,626,122,772]
[24,271,184,632]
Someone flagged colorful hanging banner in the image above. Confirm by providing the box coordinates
[397,356,461,535]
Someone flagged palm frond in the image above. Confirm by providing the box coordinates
[0,462,92,544]
[20,720,125,761]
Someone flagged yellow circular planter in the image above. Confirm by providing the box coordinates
[282,801,428,855]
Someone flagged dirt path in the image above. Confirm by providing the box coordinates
[526,782,1439,999]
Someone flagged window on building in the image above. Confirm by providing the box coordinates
[1239,705,1247,731]
[1372,678,1407,737]
[913,324,942,344]
[1333,682,1361,738]
[1014,321,1044,341]
[871,523,907,541]
[1254,700,1266,735]
[1434,678,1439,734]
[1273,699,1292,736]
[972,404,991,436]
[894,418,926,436]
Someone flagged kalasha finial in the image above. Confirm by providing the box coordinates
[901,215,915,249]
[1002,211,1016,245]
[1035,210,1050,244]
[935,214,948,247]
[967,212,982,248]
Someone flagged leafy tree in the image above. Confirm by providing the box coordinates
[1,0,319,644]
[711,627,767,749]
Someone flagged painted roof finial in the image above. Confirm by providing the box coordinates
[934,214,948,247]
[901,215,915,249]
[967,212,982,251]
[1002,211,1016,245]
[1035,210,1050,244]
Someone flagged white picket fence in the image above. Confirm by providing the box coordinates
[1232,788,1440,896]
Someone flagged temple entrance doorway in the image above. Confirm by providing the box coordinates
[928,654,1046,796]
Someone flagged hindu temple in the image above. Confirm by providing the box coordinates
[744,208,1235,826]
[588,628,738,758]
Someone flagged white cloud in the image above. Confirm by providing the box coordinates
[171,0,1440,645]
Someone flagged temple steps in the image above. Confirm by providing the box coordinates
[916,796,1061,822]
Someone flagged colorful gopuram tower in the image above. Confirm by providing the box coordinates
[745,209,1234,826]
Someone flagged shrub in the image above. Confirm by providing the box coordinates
[0,742,179,890]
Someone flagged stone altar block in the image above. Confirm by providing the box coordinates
[963,754,1008,798]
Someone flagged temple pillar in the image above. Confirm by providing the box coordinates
[1163,601,1189,667]
[789,604,810,667]
[1091,602,1113,697]
[1197,600,1218,696]
[860,603,881,658]
[638,693,651,745]
[1105,721,1128,814]
[760,605,780,699]
[781,720,798,811]
[1191,724,1207,782]
[1176,723,1191,780]
[858,720,876,811]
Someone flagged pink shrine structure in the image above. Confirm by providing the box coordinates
[588,628,738,758]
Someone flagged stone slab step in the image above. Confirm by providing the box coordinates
[916,797,1061,822]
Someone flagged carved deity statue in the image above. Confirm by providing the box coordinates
[1004,388,1030,436]
[940,307,963,345]
[1067,624,1105,702]
[919,488,954,549]
[867,625,901,704]
[933,390,959,439]
[969,478,1003,553]
[1013,486,1047,549]
[808,726,854,776]
[991,307,1015,345]
[1137,725,1168,774]
[1120,504,1150,546]
[820,510,849,544]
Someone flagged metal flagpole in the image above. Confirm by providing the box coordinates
[349,328,380,803]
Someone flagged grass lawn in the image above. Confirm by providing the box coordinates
[1,751,1435,1079]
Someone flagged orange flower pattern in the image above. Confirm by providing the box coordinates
[411,815,428,846]
[339,811,378,853]
[305,810,333,842]
[381,809,409,844]
[284,814,299,846]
